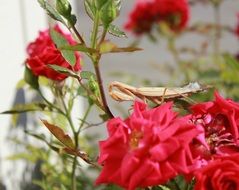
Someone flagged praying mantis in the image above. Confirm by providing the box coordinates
[109,81,210,105]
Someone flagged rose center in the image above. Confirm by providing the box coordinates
[130,130,143,150]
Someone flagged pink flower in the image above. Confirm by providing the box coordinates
[125,0,189,35]
[96,101,199,190]
[189,92,239,162]
[194,154,239,190]
[26,25,81,81]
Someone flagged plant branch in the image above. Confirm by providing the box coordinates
[94,61,114,118]
[91,11,100,49]
[71,25,85,45]
[71,155,77,190]
[37,89,65,115]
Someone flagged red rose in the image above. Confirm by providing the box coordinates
[194,154,239,190]
[26,25,81,81]
[235,13,239,38]
[189,92,239,162]
[125,0,189,35]
[96,101,199,190]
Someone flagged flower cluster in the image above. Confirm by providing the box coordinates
[96,92,239,190]
[125,0,189,35]
[26,25,81,81]
[96,102,199,190]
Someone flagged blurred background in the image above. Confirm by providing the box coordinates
[0,0,239,189]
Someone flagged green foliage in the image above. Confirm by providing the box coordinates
[80,71,97,80]
[59,44,97,53]
[38,0,65,23]
[166,175,194,190]
[56,0,77,27]
[50,29,76,67]
[24,66,39,90]
[84,0,97,20]
[1,103,47,114]
[99,0,120,28]
[84,0,121,28]
[108,24,127,38]
[56,0,72,18]
[47,64,79,78]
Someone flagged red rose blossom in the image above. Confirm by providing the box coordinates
[125,0,189,35]
[235,13,239,38]
[189,92,239,162]
[26,25,81,81]
[96,101,199,190]
[194,154,239,190]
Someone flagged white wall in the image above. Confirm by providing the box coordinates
[0,1,47,188]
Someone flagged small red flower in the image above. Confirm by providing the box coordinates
[194,154,239,190]
[96,101,199,190]
[189,92,239,162]
[26,25,81,81]
[125,0,189,35]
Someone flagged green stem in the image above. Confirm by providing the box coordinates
[98,28,107,46]
[58,91,76,134]
[37,89,65,115]
[72,25,85,45]
[91,11,100,49]
[94,60,114,118]
[89,10,113,118]
[70,104,93,189]
[71,155,77,190]
[78,105,92,134]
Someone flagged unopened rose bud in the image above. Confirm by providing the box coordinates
[56,0,72,18]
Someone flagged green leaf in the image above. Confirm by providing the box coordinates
[223,53,239,70]
[96,0,109,9]
[1,103,47,114]
[50,29,76,67]
[59,44,97,53]
[24,66,39,89]
[84,0,97,20]
[38,0,65,23]
[47,64,78,78]
[108,24,127,38]
[80,71,97,80]
[100,0,119,28]
[41,120,75,149]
